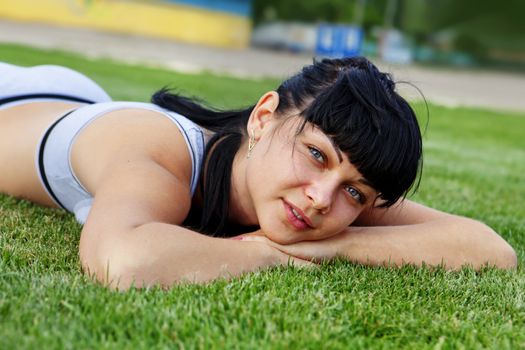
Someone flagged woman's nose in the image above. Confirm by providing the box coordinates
[305,180,336,214]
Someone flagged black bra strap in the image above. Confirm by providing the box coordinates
[0,93,94,106]
[38,110,77,209]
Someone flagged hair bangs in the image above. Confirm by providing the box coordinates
[301,69,422,207]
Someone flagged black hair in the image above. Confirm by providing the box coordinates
[152,56,422,236]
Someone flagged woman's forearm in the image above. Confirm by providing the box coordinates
[338,217,517,270]
[83,223,294,289]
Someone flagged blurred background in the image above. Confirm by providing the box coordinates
[251,0,525,69]
[0,0,523,111]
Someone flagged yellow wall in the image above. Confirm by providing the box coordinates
[0,0,251,48]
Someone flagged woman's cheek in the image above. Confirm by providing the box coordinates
[291,151,318,182]
[339,204,362,227]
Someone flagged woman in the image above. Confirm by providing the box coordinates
[0,58,516,289]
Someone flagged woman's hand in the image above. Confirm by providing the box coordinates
[232,230,345,263]
[230,230,320,266]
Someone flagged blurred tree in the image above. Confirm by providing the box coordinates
[426,0,524,35]
[252,0,524,63]
[253,0,386,25]
[422,0,525,61]
[397,0,427,43]
[253,0,353,24]
[252,0,388,33]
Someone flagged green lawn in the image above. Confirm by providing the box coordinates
[0,43,524,349]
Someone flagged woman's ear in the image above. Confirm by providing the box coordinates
[247,91,279,140]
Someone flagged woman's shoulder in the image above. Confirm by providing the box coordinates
[70,103,204,196]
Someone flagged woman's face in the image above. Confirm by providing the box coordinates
[245,116,378,244]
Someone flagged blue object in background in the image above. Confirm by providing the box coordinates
[316,25,363,58]
[165,0,252,17]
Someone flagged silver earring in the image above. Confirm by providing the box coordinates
[247,130,256,158]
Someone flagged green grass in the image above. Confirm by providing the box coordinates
[1,43,524,349]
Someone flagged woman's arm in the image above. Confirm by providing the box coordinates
[79,157,307,290]
[89,222,304,289]
[348,200,517,268]
[336,216,517,269]
[240,200,517,270]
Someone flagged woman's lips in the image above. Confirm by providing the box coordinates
[283,200,313,230]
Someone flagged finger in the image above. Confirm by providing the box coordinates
[287,256,317,268]
[241,236,315,259]
[240,235,287,250]
[240,236,326,262]
[237,235,268,243]
[270,240,314,259]
[274,250,317,267]
[229,235,244,240]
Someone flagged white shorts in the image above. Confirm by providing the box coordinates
[0,62,111,109]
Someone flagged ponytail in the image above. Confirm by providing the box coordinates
[152,89,253,132]
[152,89,254,235]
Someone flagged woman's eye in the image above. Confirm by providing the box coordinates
[345,186,363,202]
[308,146,325,163]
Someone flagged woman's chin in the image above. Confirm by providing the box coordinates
[259,221,304,245]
